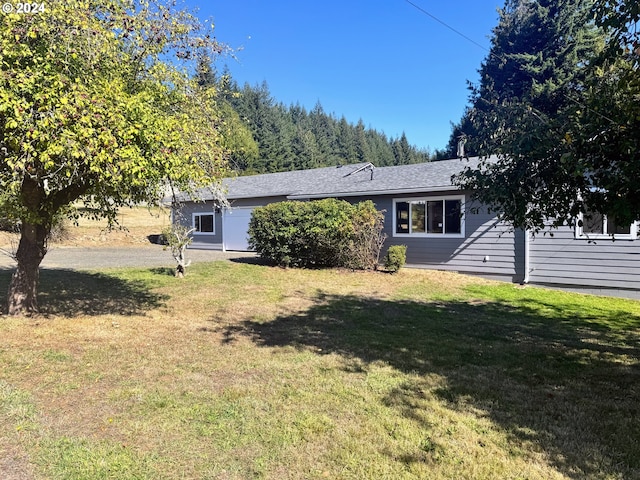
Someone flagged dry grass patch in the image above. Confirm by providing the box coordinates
[0,206,170,250]
[1,261,639,479]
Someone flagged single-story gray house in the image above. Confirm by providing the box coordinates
[173,157,640,298]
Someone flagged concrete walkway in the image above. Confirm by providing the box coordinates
[0,245,257,270]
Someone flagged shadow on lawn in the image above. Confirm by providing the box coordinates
[0,267,166,316]
[217,291,640,479]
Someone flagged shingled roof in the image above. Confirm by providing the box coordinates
[220,156,492,201]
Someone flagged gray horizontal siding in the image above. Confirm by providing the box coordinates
[174,201,222,247]
[188,241,223,251]
[178,196,290,249]
[374,194,523,282]
[528,225,640,290]
[174,191,640,294]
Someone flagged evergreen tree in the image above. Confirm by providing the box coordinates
[451,0,602,157]
[354,119,370,163]
[391,133,415,165]
[337,116,357,163]
[194,59,258,172]
[294,127,320,169]
[309,102,339,164]
[233,82,285,172]
[452,0,620,232]
[366,130,395,166]
[221,82,433,173]
[195,53,217,88]
[570,0,640,225]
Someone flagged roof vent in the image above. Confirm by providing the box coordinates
[344,162,375,180]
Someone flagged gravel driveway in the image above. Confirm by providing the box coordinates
[0,245,257,270]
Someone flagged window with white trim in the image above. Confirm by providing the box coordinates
[576,211,637,240]
[193,212,215,234]
[393,196,464,237]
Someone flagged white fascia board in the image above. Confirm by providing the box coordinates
[227,192,295,200]
[287,185,459,199]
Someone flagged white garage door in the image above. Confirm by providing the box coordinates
[222,208,254,251]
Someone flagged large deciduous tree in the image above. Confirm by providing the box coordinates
[1,0,232,315]
[451,0,640,234]
[575,0,640,223]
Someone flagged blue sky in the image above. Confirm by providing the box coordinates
[186,0,502,152]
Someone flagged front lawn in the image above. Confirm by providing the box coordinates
[1,262,638,479]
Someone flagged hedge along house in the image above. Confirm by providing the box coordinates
[172,157,640,298]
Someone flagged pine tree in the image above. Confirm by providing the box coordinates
[337,117,357,163]
[451,0,618,232]
[450,0,602,157]
[354,119,370,163]
[222,82,433,173]
[366,130,395,166]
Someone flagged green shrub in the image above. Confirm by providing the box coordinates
[248,199,385,269]
[384,245,407,273]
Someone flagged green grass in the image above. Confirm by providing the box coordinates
[0,262,639,479]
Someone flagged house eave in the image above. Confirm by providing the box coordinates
[287,185,461,199]
[227,192,293,200]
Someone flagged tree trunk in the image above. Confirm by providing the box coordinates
[7,222,49,315]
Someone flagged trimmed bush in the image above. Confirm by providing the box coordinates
[384,245,407,273]
[248,199,385,269]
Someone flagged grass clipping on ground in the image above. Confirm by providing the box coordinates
[0,262,639,479]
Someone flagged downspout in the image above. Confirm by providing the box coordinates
[221,208,226,252]
[523,228,531,284]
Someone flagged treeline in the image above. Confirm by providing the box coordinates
[204,69,445,174]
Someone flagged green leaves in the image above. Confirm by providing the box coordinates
[1,0,236,312]
[0,0,232,225]
[248,199,385,269]
[449,0,640,231]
